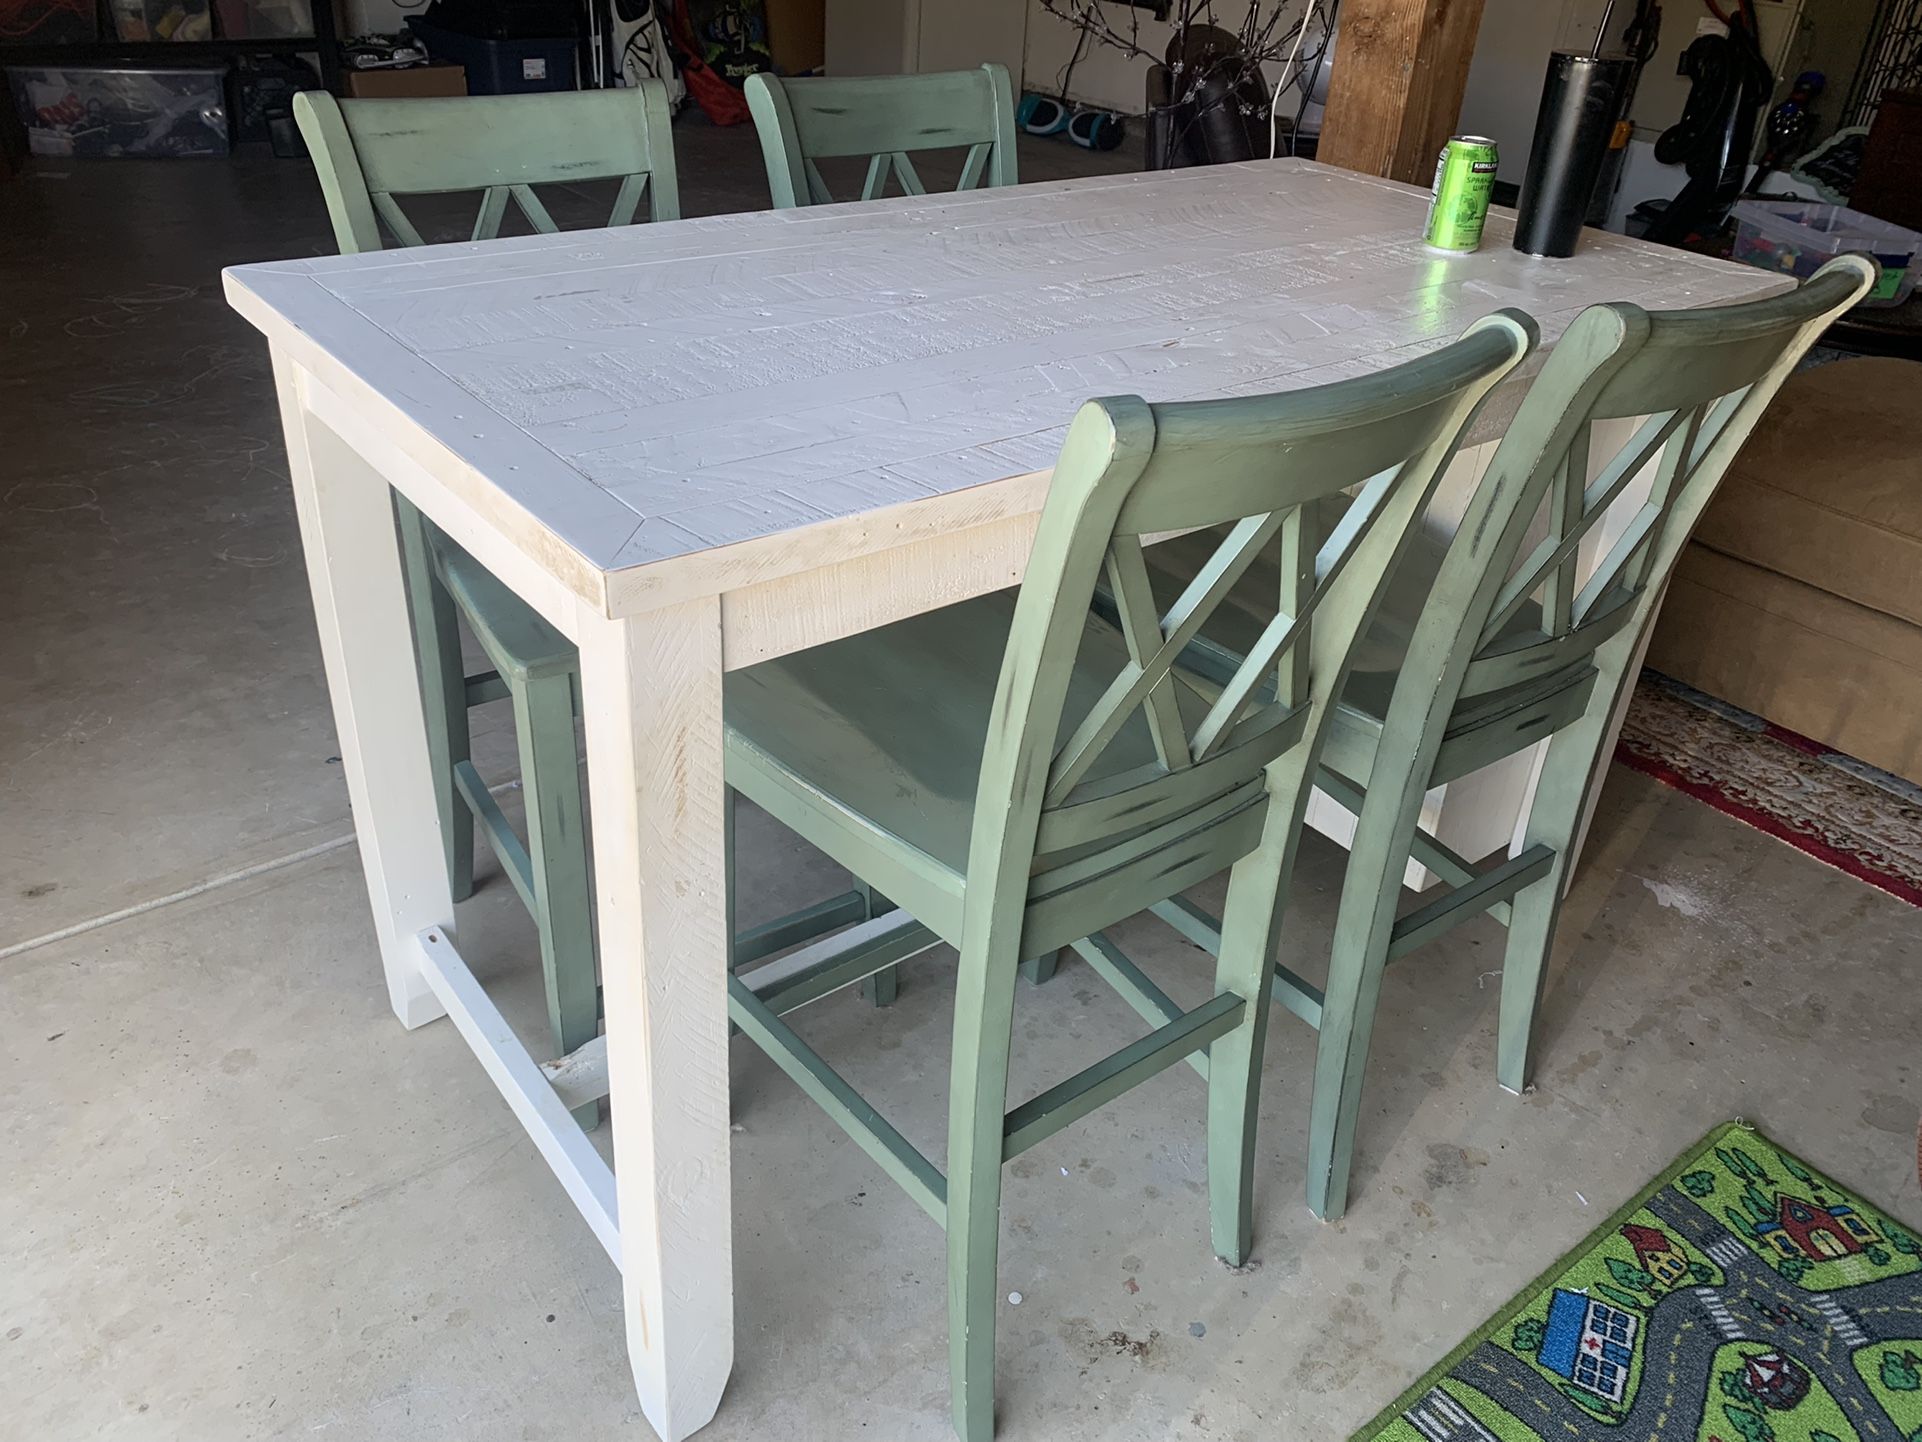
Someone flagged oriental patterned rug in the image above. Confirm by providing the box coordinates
[1614,672,1922,910]
[1353,1123,1922,1442]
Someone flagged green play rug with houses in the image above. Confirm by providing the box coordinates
[1354,1122,1922,1442]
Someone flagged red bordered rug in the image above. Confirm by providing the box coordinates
[1614,671,1922,909]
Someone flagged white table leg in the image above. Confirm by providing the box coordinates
[576,597,734,1442]
[273,351,451,1029]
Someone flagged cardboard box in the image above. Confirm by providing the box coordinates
[765,0,824,74]
[344,64,467,98]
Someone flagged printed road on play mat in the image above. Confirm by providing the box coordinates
[1356,1123,1922,1442]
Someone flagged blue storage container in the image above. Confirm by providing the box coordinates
[406,16,574,95]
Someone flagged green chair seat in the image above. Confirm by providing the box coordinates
[727,588,1218,948]
[436,542,577,685]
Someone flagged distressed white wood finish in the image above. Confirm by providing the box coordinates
[540,1035,611,1113]
[574,595,733,1439]
[228,161,1785,1440]
[273,352,452,1029]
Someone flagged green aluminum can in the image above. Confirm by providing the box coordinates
[1424,136,1500,253]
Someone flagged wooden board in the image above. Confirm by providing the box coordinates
[1316,0,1490,184]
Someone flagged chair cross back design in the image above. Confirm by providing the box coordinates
[745,64,1018,208]
[293,86,681,254]
[1119,259,1874,1225]
[1302,257,1880,1220]
[718,311,1533,1440]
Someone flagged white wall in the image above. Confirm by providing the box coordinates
[1456,0,1609,184]
[1022,0,1308,115]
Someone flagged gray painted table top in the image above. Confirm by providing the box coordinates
[225,158,1778,579]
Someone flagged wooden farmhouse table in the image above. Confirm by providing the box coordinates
[226,158,1779,1440]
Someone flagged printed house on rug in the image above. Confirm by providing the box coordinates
[1618,1224,1689,1286]
[1755,1196,1882,1261]
[1540,1289,1638,1403]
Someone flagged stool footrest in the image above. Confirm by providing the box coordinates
[464,670,510,707]
[733,890,870,970]
[1315,766,1521,927]
[743,910,942,1016]
[1152,897,1325,1029]
[1387,844,1555,961]
[728,976,949,1227]
[1001,991,1244,1161]
[1068,931,1206,1080]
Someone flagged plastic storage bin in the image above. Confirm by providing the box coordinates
[212,0,314,37]
[0,0,97,44]
[406,16,574,94]
[6,65,229,158]
[1731,199,1922,308]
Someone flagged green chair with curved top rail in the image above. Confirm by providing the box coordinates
[744,63,1019,209]
[291,86,888,1132]
[1129,257,1877,1223]
[720,312,1534,1439]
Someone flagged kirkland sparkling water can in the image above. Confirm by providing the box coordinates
[1425,136,1500,252]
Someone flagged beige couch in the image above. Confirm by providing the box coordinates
[1647,357,1922,785]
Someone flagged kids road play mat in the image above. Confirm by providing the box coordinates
[1356,1123,1922,1442]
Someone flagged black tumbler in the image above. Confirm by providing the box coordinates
[1514,51,1634,258]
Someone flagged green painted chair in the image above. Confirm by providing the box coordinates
[744,64,1018,208]
[293,86,682,252]
[721,312,1534,1440]
[1136,257,1878,1223]
[291,88,892,1133]
[292,86,685,1127]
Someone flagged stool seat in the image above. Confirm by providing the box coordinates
[436,542,576,683]
[727,587,1211,948]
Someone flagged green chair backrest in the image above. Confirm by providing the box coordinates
[292,86,681,255]
[970,312,1537,961]
[744,64,1018,209]
[1388,256,1877,761]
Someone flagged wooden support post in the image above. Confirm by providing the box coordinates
[1315,0,1489,184]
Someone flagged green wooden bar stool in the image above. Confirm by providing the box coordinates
[744,63,1019,208]
[293,86,685,1129]
[720,313,1533,1440]
[1135,258,1877,1223]
[291,88,889,1131]
[738,59,1017,1000]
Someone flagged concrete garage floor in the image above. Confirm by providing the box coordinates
[4,124,1920,1442]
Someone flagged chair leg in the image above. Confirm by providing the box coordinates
[514,670,601,1132]
[1205,766,1309,1265]
[1306,768,1430,1224]
[1495,707,1612,1095]
[1494,862,1568,1097]
[857,881,900,1007]
[946,935,1021,1442]
[394,496,474,902]
[725,789,739,974]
